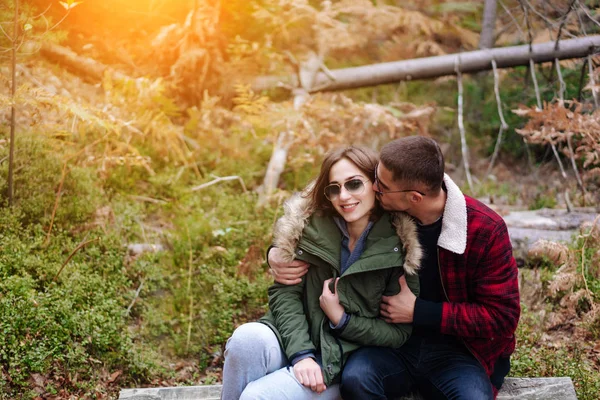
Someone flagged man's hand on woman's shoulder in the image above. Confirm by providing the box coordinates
[268,247,309,285]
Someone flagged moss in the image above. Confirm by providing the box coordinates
[0,132,100,228]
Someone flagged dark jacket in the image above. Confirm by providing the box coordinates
[434,175,520,389]
[260,193,422,385]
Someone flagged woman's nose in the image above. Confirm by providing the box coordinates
[339,187,352,200]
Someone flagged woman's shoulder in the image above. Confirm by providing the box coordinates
[302,212,340,238]
[368,212,398,237]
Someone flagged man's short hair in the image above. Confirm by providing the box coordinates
[380,136,445,193]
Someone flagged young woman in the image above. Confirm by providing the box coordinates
[221,146,422,400]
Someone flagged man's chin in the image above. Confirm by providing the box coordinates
[380,203,396,211]
[382,204,408,213]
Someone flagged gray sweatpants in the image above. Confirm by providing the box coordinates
[221,322,341,400]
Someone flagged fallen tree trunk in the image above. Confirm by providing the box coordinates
[40,42,129,82]
[253,35,600,92]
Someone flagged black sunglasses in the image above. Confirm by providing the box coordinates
[374,164,426,196]
[324,179,368,201]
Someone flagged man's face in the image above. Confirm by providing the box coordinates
[373,163,413,212]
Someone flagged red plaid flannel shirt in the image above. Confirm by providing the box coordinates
[439,196,520,380]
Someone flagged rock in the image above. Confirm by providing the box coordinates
[503,208,598,231]
[503,210,562,230]
[118,378,577,399]
[120,385,223,399]
[497,377,577,399]
[508,227,575,262]
[501,208,598,262]
[126,244,165,257]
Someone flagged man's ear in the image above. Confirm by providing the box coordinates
[409,192,422,204]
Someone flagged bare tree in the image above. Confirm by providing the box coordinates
[479,0,498,49]
[7,0,18,206]
[3,0,81,206]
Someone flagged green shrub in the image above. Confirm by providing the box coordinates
[0,215,159,397]
[0,136,161,397]
[0,133,100,227]
[513,312,600,400]
[529,191,558,210]
[140,189,274,363]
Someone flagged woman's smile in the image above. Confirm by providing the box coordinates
[328,158,376,227]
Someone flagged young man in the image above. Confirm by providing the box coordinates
[268,136,520,399]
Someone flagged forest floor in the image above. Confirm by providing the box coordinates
[3,57,599,400]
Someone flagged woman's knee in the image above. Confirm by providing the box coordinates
[239,385,262,400]
[238,369,291,400]
[227,323,270,350]
[225,322,278,363]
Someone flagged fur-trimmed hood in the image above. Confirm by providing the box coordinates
[272,191,422,275]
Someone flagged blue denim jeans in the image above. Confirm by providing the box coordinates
[340,335,494,400]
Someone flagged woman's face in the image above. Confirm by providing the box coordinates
[327,158,376,226]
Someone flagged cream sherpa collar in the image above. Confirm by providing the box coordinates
[438,173,468,255]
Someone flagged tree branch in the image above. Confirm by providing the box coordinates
[487,59,508,176]
[554,0,577,51]
[578,2,600,28]
[52,238,100,283]
[588,54,599,108]
[556,58,567,102]
[455,56,473,191]
[519,0,533,51]
[125,280,145,316]
[8,0,18,206]
[521,0,577,38]
[499,0,525,41]
[31,3,52,19]
[0,21,13,42]
[190,175,247,192]
[566,134,586,195]
[530,60,567,179]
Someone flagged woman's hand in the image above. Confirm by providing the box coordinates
[293,358,327,393]
[320,278,344,325]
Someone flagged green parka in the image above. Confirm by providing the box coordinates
[260,192,422,385]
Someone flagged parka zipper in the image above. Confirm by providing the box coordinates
[333,336,344,380]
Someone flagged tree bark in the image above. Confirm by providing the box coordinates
[479,0,497,49]
[8,0,18,206]
[252,35,600,93]
[40,42,129,82]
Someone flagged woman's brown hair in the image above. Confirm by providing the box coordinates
[304,146,382,219]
